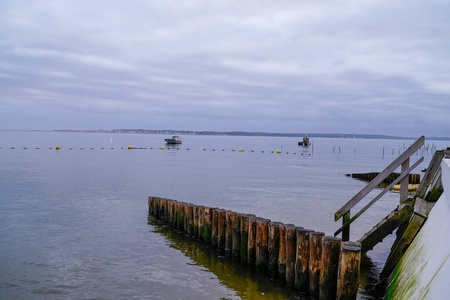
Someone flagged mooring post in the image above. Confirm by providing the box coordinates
[198,206,205,240]
[319,236,342,300]
[186,204,194,236]
[240,214,253,260]
[225,211,234,253]
[248,215,257,264]
[309,231,325,295]
[232,212,241,257]
[268,222,281,273]
[204,207,212,243]
[217,209,226,250]
[256,218,270,270]
[278,223,288,277]
[285,224,297,284]
[336,241,361,300]
[212,208,219,247]
[295,228,314,289]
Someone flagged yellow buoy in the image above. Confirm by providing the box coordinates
[128,146,131,150]
[276,149,281,154]
[161,146,165,150]
[239,148,242,152]
[56,146,60,150]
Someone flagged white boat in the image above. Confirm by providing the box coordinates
[164,136,182,144]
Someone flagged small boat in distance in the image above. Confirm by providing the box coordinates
[165,136,182,144]
[298,136,310,146]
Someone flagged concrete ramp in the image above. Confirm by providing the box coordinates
[385,158,450,299]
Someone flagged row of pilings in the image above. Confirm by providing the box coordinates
[148,196,362,300]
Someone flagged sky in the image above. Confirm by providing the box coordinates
[0,0,449,137]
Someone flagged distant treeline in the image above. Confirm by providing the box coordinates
[52,129,449,141]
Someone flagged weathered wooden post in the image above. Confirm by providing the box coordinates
[148,197,154,215]
[225,211,234,253]
[278,223,289,277]
[248,215,257,264]
[232,212,241,257]
[285,224,297,284]
[309,231,325,295]
[295,228,314,289]
[172,200,179,227]
[204,207,213,243]
[198,206,205,240]
[212,208,219,247]
[176,202,185,230]
[162,199,168,221]
[193,205,199,238]
[217,209,226,250]
[256,218,270,270]
[240,214,253,260]
[336,241,361,300]
[319,236,342,300]
[268,221,281,273]
[167,200,174,224]
[186,204,194,236]
[153,197,160,218]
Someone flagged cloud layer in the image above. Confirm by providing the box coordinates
[1,0,449,136]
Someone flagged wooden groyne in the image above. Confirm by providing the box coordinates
[149,196,362,300]
[347,172,420,185]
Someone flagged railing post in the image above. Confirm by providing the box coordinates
[342,211,350,241]
[400,158,410,204]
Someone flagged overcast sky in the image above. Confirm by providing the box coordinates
[1,0,449,136]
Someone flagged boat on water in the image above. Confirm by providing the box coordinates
[165,136,182,144]
[298,136,310,146]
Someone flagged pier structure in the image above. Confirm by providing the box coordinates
[148,196,361,300]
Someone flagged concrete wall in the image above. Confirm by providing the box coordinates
[386,158,450,299]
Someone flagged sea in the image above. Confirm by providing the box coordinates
[0,131,447,300]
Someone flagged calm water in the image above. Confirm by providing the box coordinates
[0,131,447,299]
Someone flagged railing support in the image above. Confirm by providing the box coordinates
[342,212,350,241]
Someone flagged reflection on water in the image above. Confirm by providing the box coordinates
[149,215,383,300]
[148,216,311,300]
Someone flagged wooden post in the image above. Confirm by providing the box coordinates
[240,214,253,260]
[342,211,350,241]
[248,215,257,264]
[212,208,219,247]
[154,197,160,218]
[167,200,173,224]
[268,222,282,273]
[309,231,325,295]
[336,241,361,300]
[400,158,410,204]
[285,225,297,284]
[204,207,212,243]
[256,218,270,270]
[232,212,241,257]
[186,204,194,236]
[172,200,179,227]
[217,209,226,250]
[295,228,314,289]
[162,199,168,221]
[176,202,185,230]
[148,196,154,215]
[198,206,205,240]
[225,211,234,253]
[319,236,342,300]
[193,205,199,238]
[278,223,287,277]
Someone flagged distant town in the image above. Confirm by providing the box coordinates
[48,129,450,141]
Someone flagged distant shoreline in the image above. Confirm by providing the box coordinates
[2,129,449,141]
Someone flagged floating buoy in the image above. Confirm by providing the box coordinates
[128,146,131,150]
[276,150,280,154]
[239,148,242,152]
[56,146,60,150]
[161,146,165,150]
